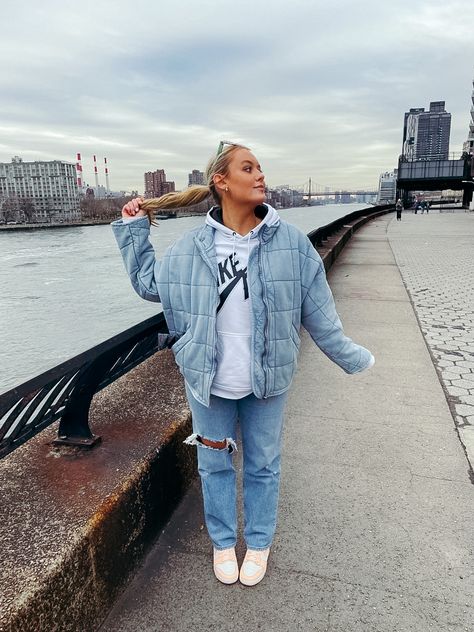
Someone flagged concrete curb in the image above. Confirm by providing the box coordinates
[316,209,393,271]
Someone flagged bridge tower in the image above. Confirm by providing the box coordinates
[308,177,312,205]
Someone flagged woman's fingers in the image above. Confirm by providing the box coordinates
[122,197,146,218]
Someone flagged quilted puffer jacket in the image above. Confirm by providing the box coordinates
[111,204,373,407]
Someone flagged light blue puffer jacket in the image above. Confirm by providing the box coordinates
[111,204,373,406]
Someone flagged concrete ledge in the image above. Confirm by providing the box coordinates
[317,209,392,271]
[0,350,196,632]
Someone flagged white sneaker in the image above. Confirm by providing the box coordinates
[239,548,270,586]
[213,547,239,584]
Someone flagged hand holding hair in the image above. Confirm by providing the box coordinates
[121,197,147,219]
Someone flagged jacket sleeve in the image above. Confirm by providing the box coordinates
[111,216,163,303]
[300,237,374,374]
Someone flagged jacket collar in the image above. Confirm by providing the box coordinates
[196,203,280,249]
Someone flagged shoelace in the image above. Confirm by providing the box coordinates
[215,549,235,564]
[245,550,265,567]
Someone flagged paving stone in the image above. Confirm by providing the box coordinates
[452,379,474,389]
[436,360,455,368]
[455,403,474,417]
[445,385,469,397]
[445,367,473,376]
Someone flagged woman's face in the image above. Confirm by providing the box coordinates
[217,148,266,206]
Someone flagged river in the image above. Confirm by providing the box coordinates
[0,203,371,392]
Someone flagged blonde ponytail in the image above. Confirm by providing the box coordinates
[140,185,211,225]
[141,142,248,226]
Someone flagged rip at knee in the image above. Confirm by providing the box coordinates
[184,433,237,454]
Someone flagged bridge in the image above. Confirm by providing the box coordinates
[299,177,377,202]
[397,152,474,207]
[302,189,378,198]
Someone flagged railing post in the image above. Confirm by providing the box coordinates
[53,349,118,448]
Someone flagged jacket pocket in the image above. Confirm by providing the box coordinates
[157,333,179,350]
[171,328,193,355]
[290,323,301,351]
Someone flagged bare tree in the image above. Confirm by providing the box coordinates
[19,197,36,223]
[1,196,20,223]
[80,196,133,222]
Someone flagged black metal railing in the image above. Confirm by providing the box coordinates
[0,313,169,459]
[0,205,392,460]
[308,204,393,247]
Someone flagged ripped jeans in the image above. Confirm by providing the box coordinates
[184,384,288,551]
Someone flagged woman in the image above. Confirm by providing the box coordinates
[111,142,374,586]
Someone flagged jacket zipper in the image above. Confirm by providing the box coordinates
[194,236,219,404]
[259,241,270,398]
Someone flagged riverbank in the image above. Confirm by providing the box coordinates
[0,214,202,231]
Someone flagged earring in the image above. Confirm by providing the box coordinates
[225,186,229,192]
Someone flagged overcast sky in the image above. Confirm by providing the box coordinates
[1,0,473,193]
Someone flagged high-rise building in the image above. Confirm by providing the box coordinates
[463,77,474,156]
[402,101,451,160]
[0,156,80,220]
[188,169,205,186]
[377,170,397,204]
[144,169,175,198]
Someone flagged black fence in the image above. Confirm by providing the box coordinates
[0,204,392,460]
[307,204,392,247]
[0,314,169,459]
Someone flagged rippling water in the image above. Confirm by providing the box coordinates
[0,203,370,392]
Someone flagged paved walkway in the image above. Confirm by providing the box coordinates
[100,213,474,632]
[388,209,474,473]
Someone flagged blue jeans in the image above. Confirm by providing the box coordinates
[184,384,288,551]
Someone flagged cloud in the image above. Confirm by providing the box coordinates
[0,0,473,192]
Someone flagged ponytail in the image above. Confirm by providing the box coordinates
[140,185,211,225]
[141,142,247,226]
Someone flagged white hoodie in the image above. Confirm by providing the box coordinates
[206,204,280,399]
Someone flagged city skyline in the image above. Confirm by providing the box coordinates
[0,0,472,193]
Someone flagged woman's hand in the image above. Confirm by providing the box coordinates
[121,197,147,219]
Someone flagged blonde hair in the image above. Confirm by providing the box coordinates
[140,142,249,225]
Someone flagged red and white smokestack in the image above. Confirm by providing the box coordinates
[93,154,99,196]
[76,152,84,192]
[104,157,110,194]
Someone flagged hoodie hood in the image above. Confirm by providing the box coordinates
[205,203,280,238]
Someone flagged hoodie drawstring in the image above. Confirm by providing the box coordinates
[231,229,255,265]
[232,231,237,262]
[247,230,254,262]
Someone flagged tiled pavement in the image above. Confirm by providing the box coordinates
[388,209,474,472]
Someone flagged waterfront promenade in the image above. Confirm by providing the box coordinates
[101,211,474,632]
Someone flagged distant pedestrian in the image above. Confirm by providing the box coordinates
[112,141,375,587]
[396,199,403,221]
